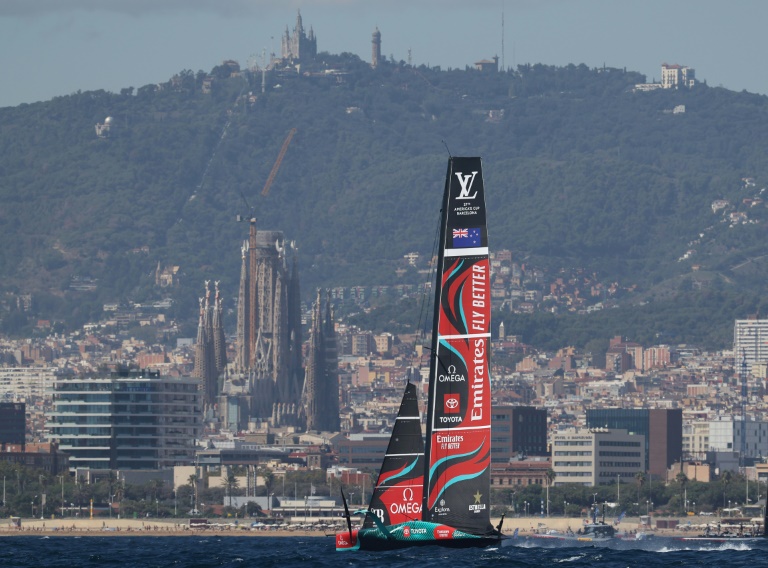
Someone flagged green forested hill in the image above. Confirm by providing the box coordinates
[3,55,768,345]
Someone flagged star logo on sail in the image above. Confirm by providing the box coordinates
[452,227,481,248]
[469,491,486,513]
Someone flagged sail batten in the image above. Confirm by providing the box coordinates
[444,247,488,257]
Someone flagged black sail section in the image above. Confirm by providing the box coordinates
[362,382,425,528]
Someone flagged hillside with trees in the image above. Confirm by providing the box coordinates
[3,54,768,347]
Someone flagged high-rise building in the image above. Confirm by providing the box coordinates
[734,318,768,375]
[0,402,25,450]
[47,370,201,471]
[687,417,768,463]
[643,345,671,371]
[0,367,59,400]
[586,408,682,479]
[605,336,643,372]
[491,406,548,464]
[304,290,339,432]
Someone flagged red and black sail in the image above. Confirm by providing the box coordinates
[363,381,425,529]
[423,157,494,537]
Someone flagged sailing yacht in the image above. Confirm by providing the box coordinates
[336,157,505,551]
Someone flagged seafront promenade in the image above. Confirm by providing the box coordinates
[0,516,716,537]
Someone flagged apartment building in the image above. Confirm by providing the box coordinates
[47,370,201,471]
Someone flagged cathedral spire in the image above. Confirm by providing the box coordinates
[236,240,249,372]
[194,282,218,413]
[213,281,227,374]
[304,289,339,432]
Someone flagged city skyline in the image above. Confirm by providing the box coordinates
[2,0,768,109]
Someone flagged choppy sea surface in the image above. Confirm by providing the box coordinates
[1,536,766,568]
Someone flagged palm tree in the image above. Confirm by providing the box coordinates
[188,473,198,513]
[149,479,164,502]
[106,471,117,501]
[545,469,556,517]
[721,470,733,511]
[257,467,275,497]
[635,471,646,507]
[675,471,688,514]
[225,469,239,508]
[114,483,123,518]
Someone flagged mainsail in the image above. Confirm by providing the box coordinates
[335,157,499,551]
[422,157,494,536]
[363,381,425,528]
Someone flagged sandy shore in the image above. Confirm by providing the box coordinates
[0,515,733,538]
[0,518,328,537]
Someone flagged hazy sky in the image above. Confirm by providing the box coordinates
[1,0,767,108]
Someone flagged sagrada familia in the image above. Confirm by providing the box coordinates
[193,219,339,433]
[191,12,387,434]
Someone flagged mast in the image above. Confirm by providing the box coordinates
[422,159,453,519]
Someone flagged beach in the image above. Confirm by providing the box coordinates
[0,515,722,538]
[0,517,325,537]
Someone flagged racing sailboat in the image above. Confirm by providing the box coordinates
[336,157,503,551]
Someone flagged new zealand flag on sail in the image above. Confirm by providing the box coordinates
[452,227,481,248]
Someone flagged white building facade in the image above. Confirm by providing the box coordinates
[0,366,60,400]
[551,428,645,486]
[734,319,768,375]
[661,64,696,89]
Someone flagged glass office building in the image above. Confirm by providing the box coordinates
[47,370,201,471]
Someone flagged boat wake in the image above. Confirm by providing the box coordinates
[553,554,589,563]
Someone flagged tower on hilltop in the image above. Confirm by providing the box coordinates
[372,27,382,68]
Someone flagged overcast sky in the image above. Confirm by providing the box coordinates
[1,0,767,108]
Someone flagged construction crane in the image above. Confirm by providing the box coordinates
[235,128,297,221]
[261,128,297,196]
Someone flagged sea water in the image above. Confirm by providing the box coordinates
[0,536,765,568]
